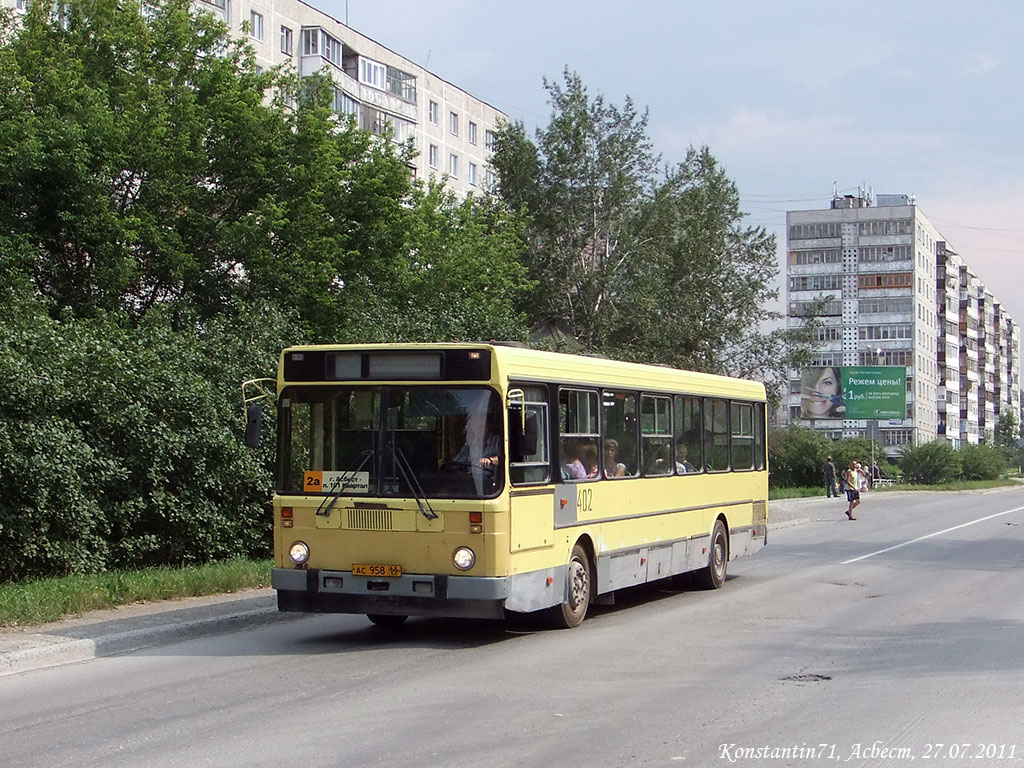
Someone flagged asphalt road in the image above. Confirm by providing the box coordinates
[2,487,1023,767]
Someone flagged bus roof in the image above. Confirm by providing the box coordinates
[279,342,766,401]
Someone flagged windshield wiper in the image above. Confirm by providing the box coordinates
[393,448,438,520]
[315,450,373,517]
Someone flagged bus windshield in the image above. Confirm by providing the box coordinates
[278,386,503,500]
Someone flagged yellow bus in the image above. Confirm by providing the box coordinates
[255,343,768,628]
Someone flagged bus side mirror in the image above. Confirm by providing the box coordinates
[509,408,538,462]
[245,404,263,449]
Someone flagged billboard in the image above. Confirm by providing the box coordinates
[799,366,907,420]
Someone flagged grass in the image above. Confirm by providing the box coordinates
[769,477,1020,500]
[0,559,272,628]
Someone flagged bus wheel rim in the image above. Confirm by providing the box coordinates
[569,557,588,610]
[714,534,726,576]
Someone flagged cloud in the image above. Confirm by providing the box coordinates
[965,52,998,75]
[654,107,945,168]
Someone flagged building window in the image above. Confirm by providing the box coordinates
[250,11,264,41]
[485,129,496,152]
[858,273,912,290]
[789,248,841,265]
[332,88,359,118]
[468,121,477,145]
[280,26,293,56]
[360,105,388,135]
[301,28,319,56]
[322,32,342,68]
[386,67,417,103]
[859,219,913,236]
[468,162,477,186]
[449,153,459,177]
[449,111,459,136]
[359,57,386,90]
[789,222,841,239]
[428,144,439,169]
[485,170,496,191]
[789,274,842,292]
[428,101,439,125]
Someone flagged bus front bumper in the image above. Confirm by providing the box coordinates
[271,567,513,620]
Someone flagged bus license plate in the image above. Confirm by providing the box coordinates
[352,563,402,578]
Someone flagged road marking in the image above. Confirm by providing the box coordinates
[842,505,1024,564]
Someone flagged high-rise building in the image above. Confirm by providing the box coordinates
[785,191,1020,457]
[2,0,505,198]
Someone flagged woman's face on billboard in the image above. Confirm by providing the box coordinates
[804,367,839,416]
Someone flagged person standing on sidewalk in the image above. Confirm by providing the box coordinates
[843,461,861,520]
[824,456,839,498]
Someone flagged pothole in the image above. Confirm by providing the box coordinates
[780,673,832,683]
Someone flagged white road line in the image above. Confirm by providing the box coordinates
[842,505,1024,565]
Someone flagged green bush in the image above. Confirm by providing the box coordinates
[767,426,885,489]
[958,443,1007,480]
[899,441,962,485]
[0,292,294,581]
[767,426,833,488]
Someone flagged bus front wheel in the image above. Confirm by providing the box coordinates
[550,544,591,629]
[694,519,728,590]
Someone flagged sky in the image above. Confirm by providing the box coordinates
[311,0,1024,322]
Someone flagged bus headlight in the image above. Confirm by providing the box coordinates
[452,547,476,571]
[289,541,310,565]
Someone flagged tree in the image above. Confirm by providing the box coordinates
[0,0,535,582]
[609,147,798,398]
[490,71,817,401]
[344,182,533,343]
[492,69,660,349]
[1,0,278,317]
[995,411,1023,469]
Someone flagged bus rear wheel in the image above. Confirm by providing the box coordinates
[549,544,591,629]
[694,519,728,590]
[367,614,408,628]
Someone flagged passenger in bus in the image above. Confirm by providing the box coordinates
[561,441,587,480]
[580,444,600,478]
[603,439,626,478]
[675,442,696,473]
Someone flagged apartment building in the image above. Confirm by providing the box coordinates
[786,192,1020,457]
[2,0,505,198]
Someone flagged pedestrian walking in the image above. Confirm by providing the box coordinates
[823,456,839,498]
[843,461,861,520]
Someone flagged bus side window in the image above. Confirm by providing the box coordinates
[510,385,550,485]
[559,388,599,481]
[705,398,730,471]
[731,401,754,470]
[754,402,767,470]
[675,395,703,474]
[641,394,672,476]
[602,390,638,478]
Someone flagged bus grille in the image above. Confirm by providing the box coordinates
[347,509,393,531]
